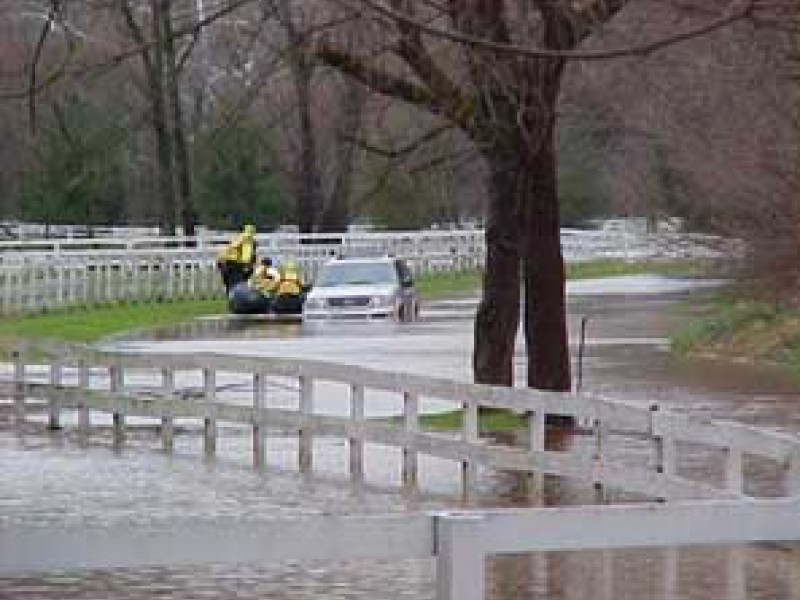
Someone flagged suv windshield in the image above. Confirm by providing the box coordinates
[316,261,396,287]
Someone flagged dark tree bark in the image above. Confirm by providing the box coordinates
[283,14,323,235]
[319,79,367,232]
[150,0,176,236]
[121,0,175,235]
[161,0,196,237]
[472,147,523,386]
[522,126,570,391]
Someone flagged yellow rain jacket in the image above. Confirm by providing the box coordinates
[276,261,302,296]
[217,226,255,264]
[249,264,281,296]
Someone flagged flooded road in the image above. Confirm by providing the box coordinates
[2,275,799,599]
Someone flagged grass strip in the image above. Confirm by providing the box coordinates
[0,298,226,345]
[671,293,800,370]
[389,408,526,432]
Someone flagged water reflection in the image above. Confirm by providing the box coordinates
[129,314,305,341]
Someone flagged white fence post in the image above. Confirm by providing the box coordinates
[77,359,91,440]
[203,368,217,457]
[436,514,485,600]
[48,359,62,430]
[462,401,479,501]
[253,372,266,469]
[299,375,313,473]
[161,368,175,452]
[349,383,365,482]
[13,351,25,427]
[109,364,124,450]
[403,391,419,491]
[527,409,546,500]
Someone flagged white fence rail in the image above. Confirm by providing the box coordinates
[2,498,799,600]
[3,345,799,598]
[0,229,736,315]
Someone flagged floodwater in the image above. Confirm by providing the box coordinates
[2,275,799,599]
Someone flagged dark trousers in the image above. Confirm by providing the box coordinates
[217,261,252,294]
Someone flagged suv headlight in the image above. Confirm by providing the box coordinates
[370,295,393,308]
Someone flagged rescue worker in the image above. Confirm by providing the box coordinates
[272,259,306,314]
[248,256,281,299]
[228,256,280,314]
[216,224,257,293]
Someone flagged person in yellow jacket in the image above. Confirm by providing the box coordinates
[216,224,257,293]
[248,257,281,297]
[272,259,306,314]
[275,259,303,296]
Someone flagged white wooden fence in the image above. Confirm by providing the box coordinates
[0,231,484,315]
[0,228,736,315]
[3,344,799,598]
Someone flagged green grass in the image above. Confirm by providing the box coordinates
[671,293,800,370]
[388,408,525,433]
[567,259,708,280]
[0,298,226,344]
[416,269,482,299]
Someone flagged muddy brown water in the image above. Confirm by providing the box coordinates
[2,278,799,599]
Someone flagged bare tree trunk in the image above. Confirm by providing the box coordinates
[473,149,523,386]
[522,127,570,391]
[319,79,366,232]
[161,0,195,237]
[290,39,321,234]
[151,0,176,235]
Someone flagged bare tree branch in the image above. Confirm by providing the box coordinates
[342,121,453,157]
[26,0,72,130]
[312,40,475,125]
[346,0,759,60]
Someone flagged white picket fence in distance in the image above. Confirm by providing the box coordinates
[0,228,738,316]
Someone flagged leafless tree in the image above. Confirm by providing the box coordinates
[308,0,787,391]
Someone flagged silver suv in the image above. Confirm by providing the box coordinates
[302,257,419,322]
